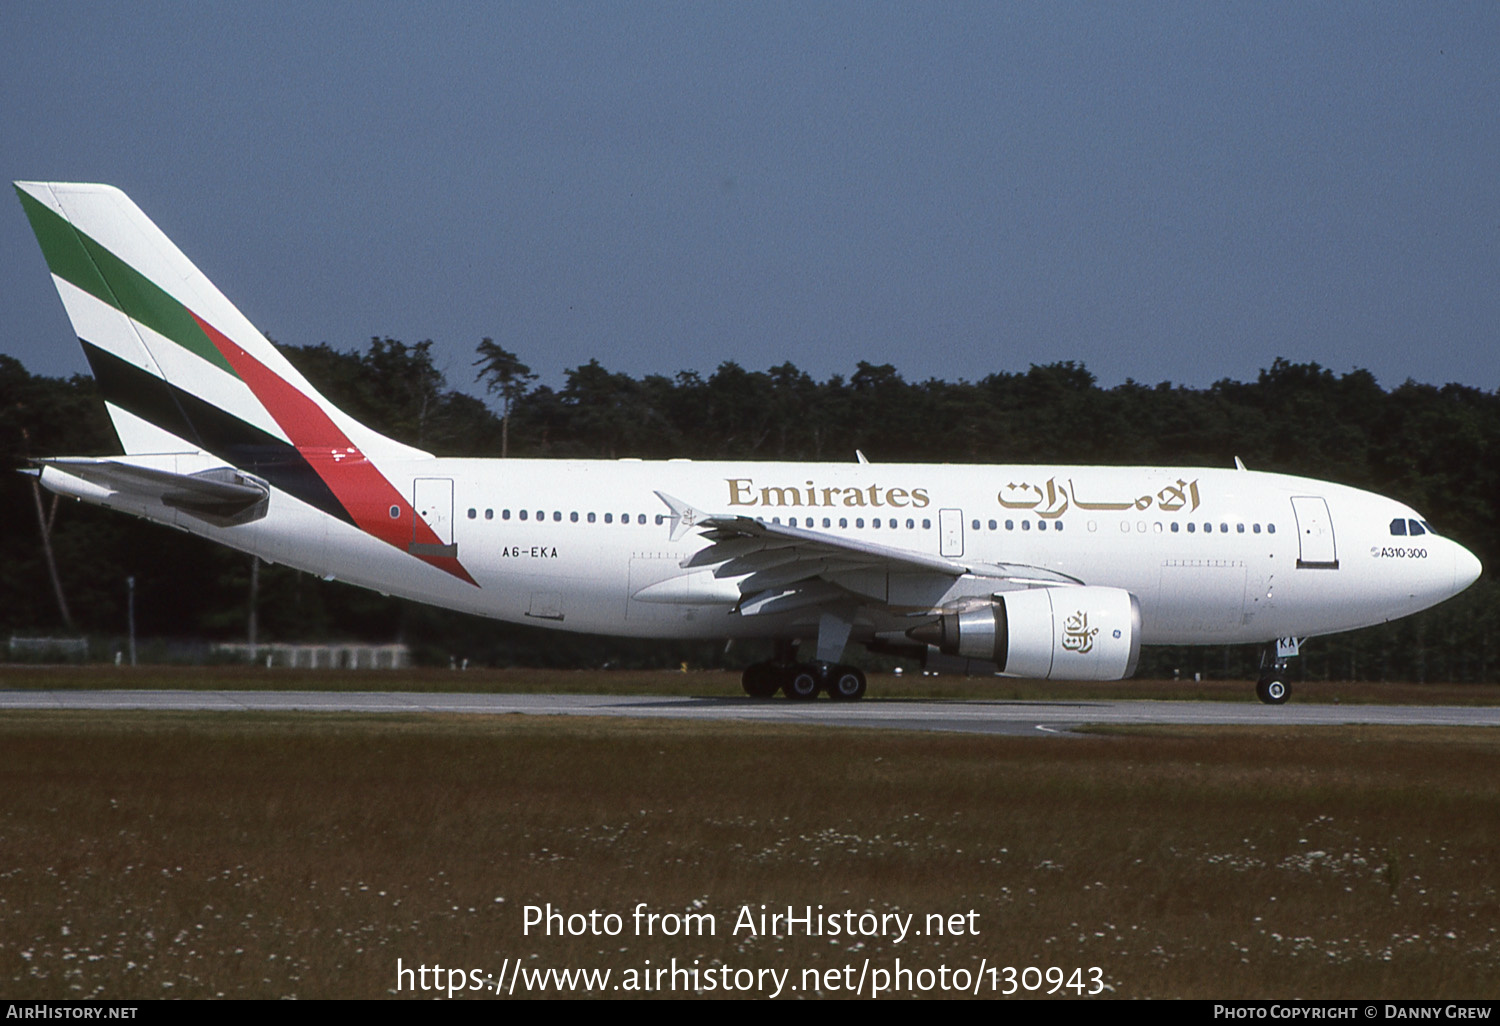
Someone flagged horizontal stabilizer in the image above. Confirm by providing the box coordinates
[37,457,269,527]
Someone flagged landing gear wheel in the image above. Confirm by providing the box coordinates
[1256,640,1297,706]
[826,665,867,701]
[1256,677,1290,705]
[741,662,779,698]
[783,666,821,700]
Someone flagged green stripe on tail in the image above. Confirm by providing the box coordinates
[14,185,237,376]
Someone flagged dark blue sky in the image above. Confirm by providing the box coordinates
[4,2,1497,397]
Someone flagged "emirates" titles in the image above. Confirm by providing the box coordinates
[726,478,931,509]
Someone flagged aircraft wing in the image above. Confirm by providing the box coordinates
[655,491,1079,617]
[35,457,270,527]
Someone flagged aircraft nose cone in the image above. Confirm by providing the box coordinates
[1454,543,1482,595]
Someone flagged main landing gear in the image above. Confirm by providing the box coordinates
[741,660,868,701]
[744,618,869,701]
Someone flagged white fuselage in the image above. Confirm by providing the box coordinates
[61,457,1479,650]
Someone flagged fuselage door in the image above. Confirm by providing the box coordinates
[411,477,458,557]
[939,508,964,558]
[1290,496,1338,569]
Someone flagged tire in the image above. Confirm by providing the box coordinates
[742,662,779,698]
[1257,677,1290,705]
[826,665,867,701]
[783,666,821,700]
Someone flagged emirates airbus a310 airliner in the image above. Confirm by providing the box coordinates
[13,182,1482,704]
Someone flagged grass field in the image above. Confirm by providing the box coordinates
[1,673,1498,999]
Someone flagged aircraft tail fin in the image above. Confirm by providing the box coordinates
[13,181,427,463]
[15,182,481,587]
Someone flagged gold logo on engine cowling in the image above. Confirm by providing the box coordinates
[1061,611,1098,654]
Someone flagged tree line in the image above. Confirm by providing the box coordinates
[2,340,1495,681]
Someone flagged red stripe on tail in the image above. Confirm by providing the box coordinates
[189,313,478,587]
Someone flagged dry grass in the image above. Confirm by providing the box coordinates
[0,711,1497,998]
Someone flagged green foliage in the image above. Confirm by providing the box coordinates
[1,342,1495,678]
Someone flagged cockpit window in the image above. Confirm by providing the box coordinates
[1389,518,1407,536]
[1407,519,1426,536]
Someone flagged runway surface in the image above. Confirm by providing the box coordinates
[3,690,1498,735]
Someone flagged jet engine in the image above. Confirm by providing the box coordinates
[907,586,1141,681]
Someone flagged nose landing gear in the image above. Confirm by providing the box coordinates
[1256,638,1301,705]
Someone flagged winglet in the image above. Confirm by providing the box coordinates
[655,491,712,542]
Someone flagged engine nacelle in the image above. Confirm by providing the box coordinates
[908,586,1142,681]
